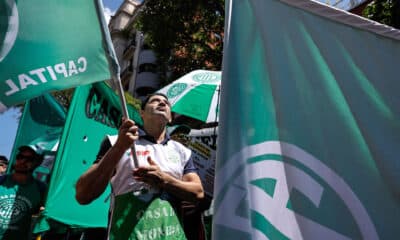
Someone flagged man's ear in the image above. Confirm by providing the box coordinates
[169,112,175,124]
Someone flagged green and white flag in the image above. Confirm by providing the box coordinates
[0,0,116,112]
[214,0,400,239]
[37,82,142,231]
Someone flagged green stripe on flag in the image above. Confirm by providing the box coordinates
[172,84,217,122]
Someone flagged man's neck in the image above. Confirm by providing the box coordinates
[11,172,32,184]
[143,124,167,144]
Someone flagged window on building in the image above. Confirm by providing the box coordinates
[138,63,157,74]
[136,86,157,97]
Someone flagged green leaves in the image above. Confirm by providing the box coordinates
[134,0,224,84]
[363,0,399,28]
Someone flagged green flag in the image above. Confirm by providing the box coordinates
[10,93,66,181]
[214,0,400,239]
[0,0,116,111]
[38,82,142,230]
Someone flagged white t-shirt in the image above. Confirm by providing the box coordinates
[108,134,194,197]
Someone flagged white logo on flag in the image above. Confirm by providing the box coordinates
[0,0,19,62]
[214,141,378,240]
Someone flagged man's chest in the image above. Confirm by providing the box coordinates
[0,182,41,225]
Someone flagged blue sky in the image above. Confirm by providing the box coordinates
[0,0,124,159]
[102,0,124,22]
[103,0,124,12]
[0,108,20,159]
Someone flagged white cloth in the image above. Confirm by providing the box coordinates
[108,135,192,197]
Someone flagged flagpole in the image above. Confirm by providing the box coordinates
[114,75,140,168]
[95,0,139,168]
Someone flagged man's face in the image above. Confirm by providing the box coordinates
[0,162,7,174]
[13,150,38,174]
[141,95,172,123]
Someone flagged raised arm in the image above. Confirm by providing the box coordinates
[75,118,138,204]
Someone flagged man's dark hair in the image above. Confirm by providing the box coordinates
[0,155,8,164]
[18,146,44,166]
[141,93,169,110]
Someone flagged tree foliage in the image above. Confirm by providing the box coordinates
[50,83,141,112]
[51,89,74,109]
[363,0,400,28]
[134,0,225,84]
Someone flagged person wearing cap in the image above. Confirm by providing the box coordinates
[0,145,47,240]
[76,93,204,240]
[0,155,8,176]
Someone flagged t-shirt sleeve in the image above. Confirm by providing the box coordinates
[183,152,198,175]
[94,137,112,164]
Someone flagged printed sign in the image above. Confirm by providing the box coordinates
[186,128,217,197]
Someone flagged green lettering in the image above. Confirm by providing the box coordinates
[95,99,109,125]
[86,89,100,118]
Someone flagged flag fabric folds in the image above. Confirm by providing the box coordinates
[9,93,66,181]
[0,0,115,111]
[214,0,400,239]
[34,82,142,231]
[10,82,142,233]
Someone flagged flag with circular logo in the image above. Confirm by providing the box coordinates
[214,0,400,239]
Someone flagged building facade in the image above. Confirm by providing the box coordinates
[108,0,161,101]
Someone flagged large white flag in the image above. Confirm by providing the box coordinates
[214,0,400,239]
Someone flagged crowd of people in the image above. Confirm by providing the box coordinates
[0,93,210,240]
[0,146,46,239]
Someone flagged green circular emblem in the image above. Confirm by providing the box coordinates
[0,0,19,62]
[192,72,220,84]
[167,83,187,98]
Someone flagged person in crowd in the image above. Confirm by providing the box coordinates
[0,145,47,239]
[0,155,8,176]
[75,93,204,240]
